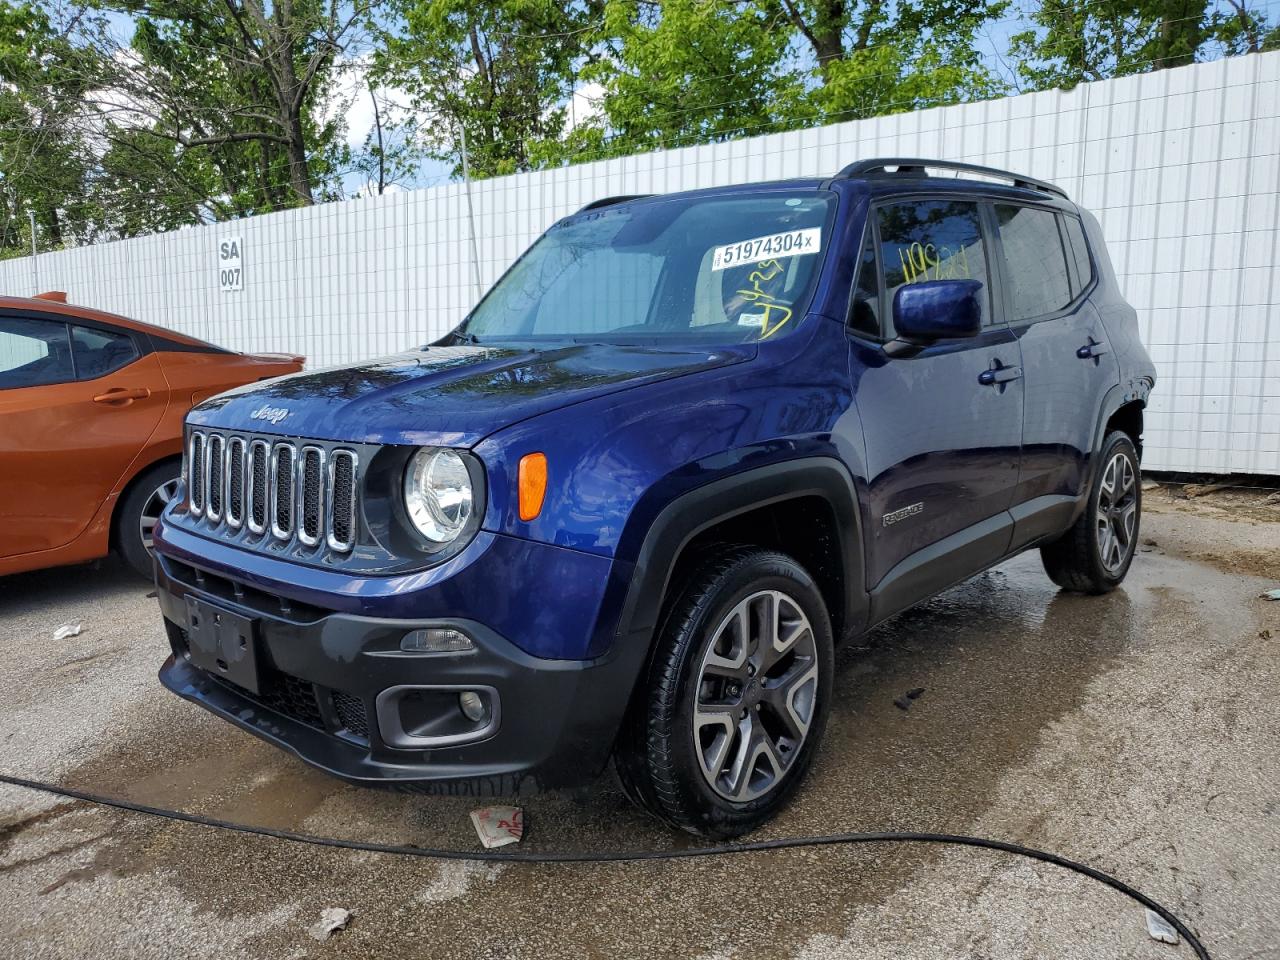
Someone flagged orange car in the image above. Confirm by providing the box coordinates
[0,293,303,578]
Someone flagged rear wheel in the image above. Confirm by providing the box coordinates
[1040,431,1141,594]
[615,546,834,838]
[116,461,181,579]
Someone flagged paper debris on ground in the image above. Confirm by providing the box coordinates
[1145,908,1179,945]
[52,621,82,640]
[470,806,524,848]
[308,907,352,941]
[1260,588,1280,601]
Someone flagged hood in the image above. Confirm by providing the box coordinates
[187,341,754,446]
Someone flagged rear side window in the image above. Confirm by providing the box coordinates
[877,200,990,333]
[1061,215,1094,295]
[71,325,140,378]
[848,233,881,338]
[0,316,74,389]
[994,205,1073,321]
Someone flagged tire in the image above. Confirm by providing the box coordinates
[615,546,834,838]
[1040,431,1141,594]
[115,460,182,580]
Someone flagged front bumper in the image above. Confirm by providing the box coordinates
[154,555,644,791]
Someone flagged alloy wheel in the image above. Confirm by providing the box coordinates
[693,590,819,803]
[1095,452,1138,573]
[139,477,181,554]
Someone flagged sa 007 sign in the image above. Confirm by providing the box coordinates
[218,236,243,292]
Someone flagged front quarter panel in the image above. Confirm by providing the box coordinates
[473,317,865,656]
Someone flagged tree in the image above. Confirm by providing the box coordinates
[550,0,801,162]
[93,0,372,207]
[1009,0,1279,89]
[789,0,1011,118]
[0,1,104,255]
[1214,0,1280,54]
[543,0,1008,164]
[376,0,601,178]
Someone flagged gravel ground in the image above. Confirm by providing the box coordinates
[1,492,1278,960]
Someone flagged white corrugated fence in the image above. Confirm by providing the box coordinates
[2,52,1278,475]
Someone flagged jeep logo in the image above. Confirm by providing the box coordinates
[249,404,290,425]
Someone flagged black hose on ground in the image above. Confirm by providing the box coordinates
[0,772,1209,959]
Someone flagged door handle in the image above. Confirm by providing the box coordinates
[1077,337,1109,360]
[978,361,1022,387]
[93,387,151,405]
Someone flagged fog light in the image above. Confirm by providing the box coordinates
[458,691,488,723]
[400,628,474,653]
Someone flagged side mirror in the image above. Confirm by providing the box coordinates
[887,280,983,357]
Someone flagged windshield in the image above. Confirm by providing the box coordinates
[457,192,835,344]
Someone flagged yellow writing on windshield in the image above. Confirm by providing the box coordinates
[735,258,794,339]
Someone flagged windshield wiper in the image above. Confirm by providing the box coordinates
[453,330,482,345]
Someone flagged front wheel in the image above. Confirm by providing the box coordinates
[116,461,181,579]
[615,546,834,838]
[1040,431,1141,594]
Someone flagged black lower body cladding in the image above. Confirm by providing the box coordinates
[153,557,645,792]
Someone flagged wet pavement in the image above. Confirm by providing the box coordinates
[1,497,1278,959]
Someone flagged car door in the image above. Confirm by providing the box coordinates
[846,196,1024,620]
[991,204,1121,550]
[0,312,167,558]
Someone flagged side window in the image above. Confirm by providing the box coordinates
[877,199,990,335]
[994,204,1073,321]
[848,233,881,338]
[0,316,74,389]
[71,325,139,379]
[1061,215,1094,296]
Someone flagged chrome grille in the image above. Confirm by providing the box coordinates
[271,444,295,539]
[299,446,323,546]
[226,438,245,528]
[248,440,269,533]
[184,430,357,553]
[206,435,224,520]
[327,451,358,552]
[188,432,206,512]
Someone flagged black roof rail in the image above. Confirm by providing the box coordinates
[835,158,1068,199]
[578,194,653,212]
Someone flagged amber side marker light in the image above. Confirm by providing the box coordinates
[518,453,548,522]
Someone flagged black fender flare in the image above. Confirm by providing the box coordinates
[611,457,867,657]
[1075,380,1151,523]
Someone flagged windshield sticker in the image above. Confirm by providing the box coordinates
[712,228,821,271]
[738,311,766,328]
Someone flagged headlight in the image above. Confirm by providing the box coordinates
[404,448,474,543]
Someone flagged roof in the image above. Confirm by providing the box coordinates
[836,158,1068,199]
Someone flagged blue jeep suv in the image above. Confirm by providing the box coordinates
[152,159,1155,837]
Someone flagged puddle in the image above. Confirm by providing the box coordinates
[3,530,1277,960]
[39,553,1173,851]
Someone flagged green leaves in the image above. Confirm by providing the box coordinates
[0,1,107,254]
[1007,0,1274,88]
[2,0,1276,246]
[376,0,598,177]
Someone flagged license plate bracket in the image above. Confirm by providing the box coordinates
[184,596,261,694]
